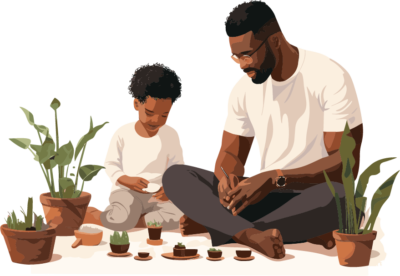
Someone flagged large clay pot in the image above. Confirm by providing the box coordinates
[1,224,56,264]
[40,192,91,236]
[333,230,377,267]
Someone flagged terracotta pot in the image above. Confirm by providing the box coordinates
[236,250,252,258]
[110,243,130,254]
[173,247,185,257]
[138,252,149,258]
[333,230,377,267]
[1,224,56,265]
[208,250,222,258]
[185,249,198,256]
[40,192,91,236]
[147,226,162,240]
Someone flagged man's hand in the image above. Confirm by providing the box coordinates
[117,175,149,193]
[226,171,277,216]
[218,174,240,207]
[152,187,169,201]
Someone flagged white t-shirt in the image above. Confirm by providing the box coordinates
[224,48,362,173]
[104,122,184,192]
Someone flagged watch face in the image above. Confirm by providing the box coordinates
[277,177,286,187]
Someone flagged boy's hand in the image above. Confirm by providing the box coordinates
[118,175,149,193]
[153,187,169,201]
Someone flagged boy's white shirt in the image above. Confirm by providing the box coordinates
[104,122,184,193]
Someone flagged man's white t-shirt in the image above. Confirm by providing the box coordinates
[224,48,362,173]
[104,123,184,192]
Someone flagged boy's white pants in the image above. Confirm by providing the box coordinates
[100,189,183,231]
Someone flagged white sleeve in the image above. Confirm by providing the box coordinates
[223,82,255,137]
[104,131,125,187]
[167,130,184,168]
[322,68,362,132]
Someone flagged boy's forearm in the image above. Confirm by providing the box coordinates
[214,151,245,181]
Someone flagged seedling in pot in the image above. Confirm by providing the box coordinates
[173,242,186,257]
[147,220,163,241]
[109,231,130,254]
[208,248,222,258]
[4,198,48,231]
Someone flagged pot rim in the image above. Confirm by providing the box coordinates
[110,243,130,246]
[333,229,377,242]
[40,191,91,207]
[147,226,163,229]
[1,224,57,239]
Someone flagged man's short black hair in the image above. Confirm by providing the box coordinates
[128,63,182,104]
[225,1,276,37]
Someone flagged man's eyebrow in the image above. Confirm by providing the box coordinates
[145,109,169,114]
[232,50,252,56]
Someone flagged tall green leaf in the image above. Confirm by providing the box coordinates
[323,170,343,232]
[20,107,34,125]
[364,171,399,234]
[54,141,74,166]
[339,122,356,172]
[10,138,31,149]
[79,165,105,181]
[355,196,367,229]
[50,98,61,111]
[74,119,108,160]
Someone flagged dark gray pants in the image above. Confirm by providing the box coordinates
[163,165,346,246]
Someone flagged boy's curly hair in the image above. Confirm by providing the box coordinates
[128,63,182,104]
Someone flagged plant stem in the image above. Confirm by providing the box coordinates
[78,181,85,197]
[29,148,54,197]
[66,164,69,178]
[74,143,87,191]
[37,130,43,145]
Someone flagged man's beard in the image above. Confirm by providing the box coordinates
[247,43,276,84]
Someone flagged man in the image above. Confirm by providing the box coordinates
[163,1,363,259]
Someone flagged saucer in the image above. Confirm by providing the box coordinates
[134,256,153,261]
[206,257,224,261]
[234,256,255,261]
[107,252,133,257]
[142,183,161,193]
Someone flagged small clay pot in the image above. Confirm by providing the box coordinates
[185,249,198,256]
[110,243,130,254]
[173,247,185,257]
[236,250,252,258]
[147,226,162,240]
[138,252,149,258]
[208,250,222,258]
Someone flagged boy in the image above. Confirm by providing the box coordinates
[84,63,184,231]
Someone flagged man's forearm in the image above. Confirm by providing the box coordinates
[281,151,343,187]
[214,151,245,181]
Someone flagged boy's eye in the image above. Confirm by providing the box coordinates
[145,112,153,116]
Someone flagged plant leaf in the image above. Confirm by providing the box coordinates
[50,98,61,111]
[323,170,335,197]
[70,173,75,176]
[54,141,74,166]
[339,122,356,174]
[20,107,35,125]
[355,196,367,213]
[74,120,108,160]
[43,159,57,170]
[8,137,39,163]
[71,191,81,198]
[38,137,56,163]
[34,124,52,139]
[364,171,399,234]
[78,165,105,181]
[59,177,74,190]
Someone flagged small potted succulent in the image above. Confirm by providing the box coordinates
[147,220,162,240]
[10,98,108,236]
[109,231,130,254]
[173,242,186,257]
[208,248,222,258]
[1,198,56,264]
[323,122,399,267]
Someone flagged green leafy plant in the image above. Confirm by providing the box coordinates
[147,219,162,227]
[9,98,108,198]
[324,122,399,234]
[209,248,221,252]
[110,231,129,245]
[176,242,185,248]
[4,198,46,231]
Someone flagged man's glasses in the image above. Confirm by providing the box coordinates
[231,36,269,65]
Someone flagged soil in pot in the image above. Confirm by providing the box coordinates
[333,230,377,267]
[236,250,252,258]
[40,192,91,236]
[110,243,130,254]
[138,252,149,258]
[208,251,222,258]
[1,224,56,265]
[147,226,162,240]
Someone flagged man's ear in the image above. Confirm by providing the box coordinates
[270,34,281,50]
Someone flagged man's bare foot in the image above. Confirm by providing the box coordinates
[83,207,103,226]
[233,228,285,259]
[179,215,208,236]
[307,231,336,249]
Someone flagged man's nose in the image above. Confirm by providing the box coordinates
[239,59,249,70]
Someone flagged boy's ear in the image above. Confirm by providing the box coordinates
[134,99,140,111]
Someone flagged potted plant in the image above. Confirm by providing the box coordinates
[147,220,163,240]
[323,122,399,267]
[10,98,108,236]
[208,248,222,258]
[173,242,186,257]
[109,231,130,254]
[1,197,56,264]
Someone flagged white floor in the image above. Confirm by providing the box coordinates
[31,223,385,276]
